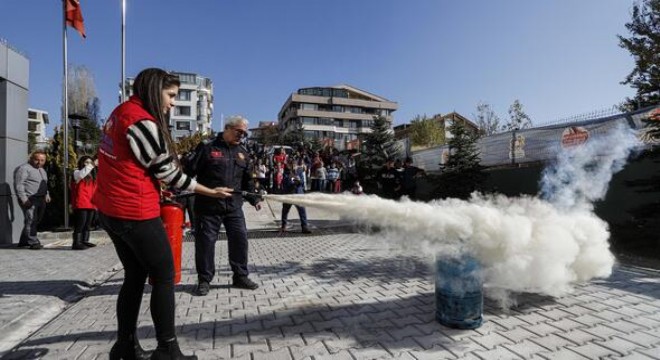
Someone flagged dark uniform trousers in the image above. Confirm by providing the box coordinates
[194,207,249,284]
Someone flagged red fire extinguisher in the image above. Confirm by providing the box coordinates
[149,199,184,285]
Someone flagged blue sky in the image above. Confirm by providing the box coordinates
[1,0,636,135]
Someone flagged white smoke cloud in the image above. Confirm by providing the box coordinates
[541,124,639,210]
[267,193,610,297]
[266,125,640,298]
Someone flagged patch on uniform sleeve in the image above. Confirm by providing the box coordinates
[211,150,223,158]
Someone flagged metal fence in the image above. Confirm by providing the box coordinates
[412,105,660,173]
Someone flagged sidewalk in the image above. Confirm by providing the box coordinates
[2,200,660,359]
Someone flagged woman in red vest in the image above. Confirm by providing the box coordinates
[94,68,232,360]
[70,155,96,250]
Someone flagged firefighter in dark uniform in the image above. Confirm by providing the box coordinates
[192,116,262,296]
[376,157,402,199]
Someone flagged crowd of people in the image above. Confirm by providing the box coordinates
[246,146,360,196]
[243,145,425,201]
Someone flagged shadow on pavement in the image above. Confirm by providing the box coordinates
[257,255,431,284]
[9,291,470,357]
[0,280,96,301]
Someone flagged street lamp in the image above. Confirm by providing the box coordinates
[69,113,88,154]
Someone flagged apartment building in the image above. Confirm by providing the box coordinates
[278,84,398,150]
[27,108,49,147]
[124,71,213,140]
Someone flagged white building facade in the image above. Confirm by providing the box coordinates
[278,85,398,150]
[27,108,49,147]
[125,71,213,140]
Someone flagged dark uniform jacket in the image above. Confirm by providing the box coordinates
[376,166,401,199]
[191,133,258,214]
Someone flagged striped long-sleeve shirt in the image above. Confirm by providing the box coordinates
[126,120,197,192]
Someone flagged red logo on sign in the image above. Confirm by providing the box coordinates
[561,127,589,148]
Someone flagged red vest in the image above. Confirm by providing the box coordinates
[71,178,96,210]
[93,97,161,220]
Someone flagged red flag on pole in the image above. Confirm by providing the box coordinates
[65,0,86,38]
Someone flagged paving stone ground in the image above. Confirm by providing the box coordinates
[1,202,660,359]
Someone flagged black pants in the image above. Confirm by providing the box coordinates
[73,209,95,234]
[194,207,249,284]
[99,213,175,343]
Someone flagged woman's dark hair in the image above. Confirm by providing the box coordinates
[77,155,96,181]
[133,68,181,161]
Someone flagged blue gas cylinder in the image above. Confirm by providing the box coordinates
[435,254,483,329]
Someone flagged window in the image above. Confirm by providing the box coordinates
[176,121,191,130]
[28,122,38,131]
[301,117,317,125]
[301,103,317,111]
[177,73,196,84]
[334,119,343,127]
[177,90,192,101]
[174,106,191,116]
[332,89,348,98]
[319,118,333,126]
[332,105,344,112]
[28,111,37,119]
[349,120,359,129]
[297,87,338,97]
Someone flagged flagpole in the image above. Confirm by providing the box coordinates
[121,0,126,102]
[62,0,70,229]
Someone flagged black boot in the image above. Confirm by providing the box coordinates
[82,230,96,247]
[72,233,88,250]
[150,338,197,360]
[109,334,151,360]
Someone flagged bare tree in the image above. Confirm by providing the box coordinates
[65,64,97,117]
[473,102,501,136]
[62,64,102,153]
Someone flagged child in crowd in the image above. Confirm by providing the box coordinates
[351,181,363,195]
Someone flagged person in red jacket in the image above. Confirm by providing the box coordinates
[94,68,231,360]
[70,155,97,250]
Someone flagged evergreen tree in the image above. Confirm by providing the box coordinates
[409,114,445,148]
[41,126,77,229]
[280,121,305,148]
[502,99,533,132]
[473,102,501,136]
[433,120,485,199]
[618,0,660,110]
[27,132,37,154]
[360,115,401,170]
[78,96,102,154]
[308,137,323,154]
